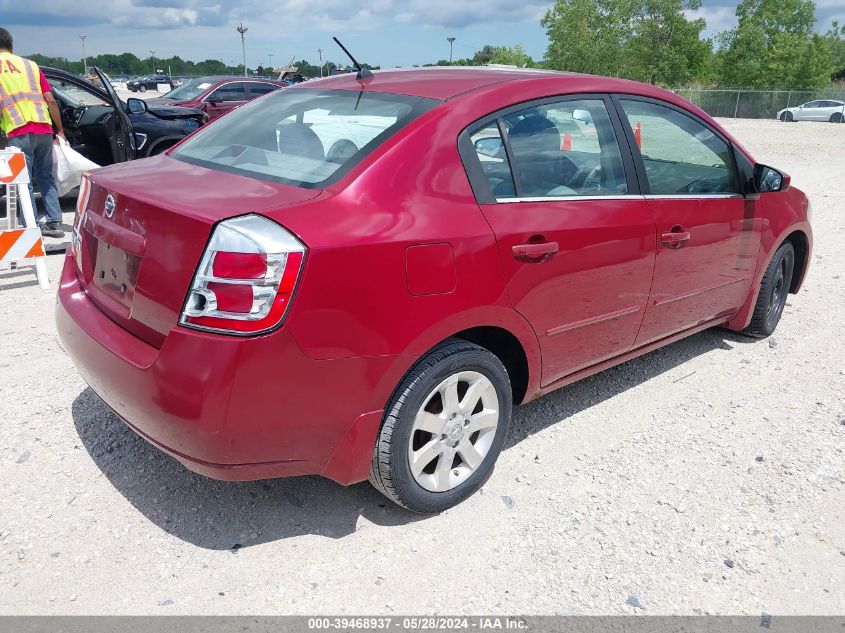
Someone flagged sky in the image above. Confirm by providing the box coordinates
[2,0,844,70]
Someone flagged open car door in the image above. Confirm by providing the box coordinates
[94,66,136,162]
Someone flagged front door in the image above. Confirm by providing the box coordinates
[464,96,656,386]
[204,82,248,119]
[615,97,760,346]
[94,67,136,163]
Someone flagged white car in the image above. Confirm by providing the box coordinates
[777,99,845,123]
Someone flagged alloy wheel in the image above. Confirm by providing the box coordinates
[407,371,499,493]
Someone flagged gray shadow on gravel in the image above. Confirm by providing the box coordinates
[504,327,755,449]
[71,327,755,549]
[72,389,422,549]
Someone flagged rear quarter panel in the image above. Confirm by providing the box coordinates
[267,102,543,410]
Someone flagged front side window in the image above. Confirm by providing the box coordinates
[173,88,437,188]
[209,82,248,102]
[619,100,739,195]
[502,99,627,198]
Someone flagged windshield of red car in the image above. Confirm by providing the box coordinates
[165,78,214,101]
[172,88,438,188]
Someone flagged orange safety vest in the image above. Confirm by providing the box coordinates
[0,52,52,135]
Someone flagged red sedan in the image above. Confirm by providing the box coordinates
[146,76,286,120]
[57,68,812,513]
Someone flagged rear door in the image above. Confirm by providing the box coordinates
[204,82,248,119]
[94,67,136,162]
[820,100,843,120]
[461,95,656,386]
[614,97,759,346]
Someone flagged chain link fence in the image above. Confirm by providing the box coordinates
[672,88,845,119]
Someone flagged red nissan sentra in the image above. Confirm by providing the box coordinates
[57,68,812,513]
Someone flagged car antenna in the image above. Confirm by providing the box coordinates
[332,36,373,80]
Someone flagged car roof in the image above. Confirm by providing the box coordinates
[290,66,674,102]
[191,76,284,84]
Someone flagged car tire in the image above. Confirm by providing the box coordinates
[830,113,843,123]
[369,338,512,513]
[743,241,795,338]
[784,111,794,122]
[139,85,147,93]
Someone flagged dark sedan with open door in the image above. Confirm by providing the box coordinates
[43,67,206,166]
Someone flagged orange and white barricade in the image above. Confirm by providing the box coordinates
[1,147,49,290]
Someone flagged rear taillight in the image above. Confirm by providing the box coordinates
[180,214,305,335]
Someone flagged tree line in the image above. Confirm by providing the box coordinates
[26,0,845,90]
[541,0,845,88]
[28,52,246,77]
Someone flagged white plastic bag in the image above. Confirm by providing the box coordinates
[52,137,99,196]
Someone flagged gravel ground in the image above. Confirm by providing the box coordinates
[1,118,843,615]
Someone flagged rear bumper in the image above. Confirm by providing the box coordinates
[56,251,389,484]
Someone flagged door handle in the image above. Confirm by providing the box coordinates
[661,228,691,250]
[512,241,559,261]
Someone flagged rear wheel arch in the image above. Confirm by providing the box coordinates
[451,326,530,405]
[374,323,535,422]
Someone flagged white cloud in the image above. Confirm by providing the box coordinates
[685,5,738,36]
[4,0,553,33]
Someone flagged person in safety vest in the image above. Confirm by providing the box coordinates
[0,27,65,238]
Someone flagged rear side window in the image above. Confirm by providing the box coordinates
[470,123,515,198]
[174,89,437,188]
[464,98,628,200]
[619,99,739,195]
[249,82,279,97]
[502,99,627,197]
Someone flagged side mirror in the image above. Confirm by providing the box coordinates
[208,97,222,106]
[474,137,504,158]
[572,108,593,124]
[126,98,147,115]
[753,164,790,193]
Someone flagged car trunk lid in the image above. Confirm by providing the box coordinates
[75,155,320,347]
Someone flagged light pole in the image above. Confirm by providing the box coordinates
[317,48,323,77]
[447,36,456,64]
[268,53,274,74]
[149,50,156,72]
[236,22,248,77]
[79,35,87,75]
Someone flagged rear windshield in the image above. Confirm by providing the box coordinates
[173,88,438,188]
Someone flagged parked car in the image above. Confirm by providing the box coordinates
[777,99,844,122]
[127,75,175,93]
[146,76,285,120]
[57,68,812,513]
[44,67,206,166]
